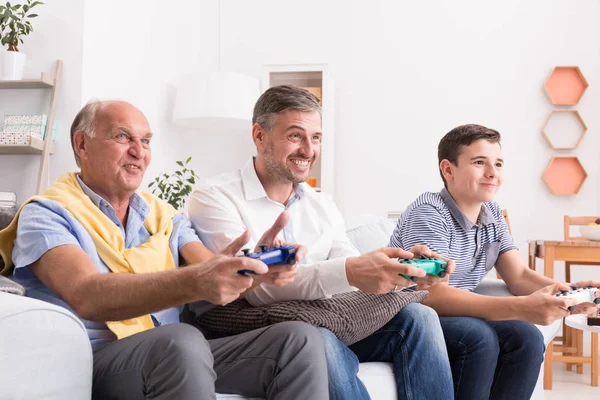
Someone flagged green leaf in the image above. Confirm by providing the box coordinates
[148,181,154,187]
[26,13,36,17]
[176,161,183,167]
[186,156,191,163]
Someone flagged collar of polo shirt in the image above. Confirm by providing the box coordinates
[439,188,495,232]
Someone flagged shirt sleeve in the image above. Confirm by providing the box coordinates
[171,213,202,252]
[388,204,451,258]
[12,201,80,269]
[188,187,249,253]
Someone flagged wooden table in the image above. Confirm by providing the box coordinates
[563,314,599,387]
[528,239,600,390]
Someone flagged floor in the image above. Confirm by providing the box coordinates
[546,361,600,399]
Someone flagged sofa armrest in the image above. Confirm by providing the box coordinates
[473,278,514,297]
[0,293,93,400]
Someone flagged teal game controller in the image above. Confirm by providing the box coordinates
[399,257,448,281]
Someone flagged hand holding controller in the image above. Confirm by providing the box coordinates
[238,245,297,275]
[555,287,600,312]
[399,257,448,281]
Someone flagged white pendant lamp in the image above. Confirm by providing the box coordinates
[172,0,260,130]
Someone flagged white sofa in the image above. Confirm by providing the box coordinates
[0,214,559,399]
[0,292,93,400]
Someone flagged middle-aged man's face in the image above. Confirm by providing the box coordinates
[447,139,504,204]
[261,110,322,184]
[82,102,152,196]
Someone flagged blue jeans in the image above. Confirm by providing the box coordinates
[320,303,454,400]
[439,317,545,400]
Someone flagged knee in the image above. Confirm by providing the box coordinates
[149,323,213,370]
[460,319,500,355]
[393,303,443,335]
[504,321,545,363]
[269,322,326,361]
[272,321,325,347]
[398,303,439,324]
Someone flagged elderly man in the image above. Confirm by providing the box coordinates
[188,85,455,400]
[0,100,328,400]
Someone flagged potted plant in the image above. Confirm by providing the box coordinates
[0,0,43,80]
[148,157,198,210]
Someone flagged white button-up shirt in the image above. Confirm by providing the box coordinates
[188,157,358,306]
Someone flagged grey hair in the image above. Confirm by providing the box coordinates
[70,101,101,167]
[252,85,322,132]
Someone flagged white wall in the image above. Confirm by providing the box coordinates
[80,0,256,192]
[0,0,84,202]
[4,0,600,285]
[217,0,600,283]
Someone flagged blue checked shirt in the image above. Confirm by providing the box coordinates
[12,175,201,350]
[388,188,516,292]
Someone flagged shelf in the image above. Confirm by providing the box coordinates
[542,157,587,195]
[543,66,588,105]
[0,72,55,89]
[542,110,587,150]
[0,136,55,155]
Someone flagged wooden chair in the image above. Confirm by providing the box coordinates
[561,216,600,374]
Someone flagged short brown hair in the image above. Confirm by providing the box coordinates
[252,85,321,132]
[437,124,501,188]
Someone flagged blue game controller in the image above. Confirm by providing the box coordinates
[238,245,297,275]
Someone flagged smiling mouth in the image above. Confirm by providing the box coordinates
[123,164,141,170]
[290,159,311,168]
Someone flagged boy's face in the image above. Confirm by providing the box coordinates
[443,139,504,204]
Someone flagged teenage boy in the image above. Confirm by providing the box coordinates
[389,124,600,400]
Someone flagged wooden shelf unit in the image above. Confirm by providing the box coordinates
[542,156,588,196]
[0,60,62,194]
[542,110,588,150]
[0,72,55,89]
[543,66,588,106]
[0,136,55,155]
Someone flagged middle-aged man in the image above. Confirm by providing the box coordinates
[188,85,455,400]
[0,100,329,400]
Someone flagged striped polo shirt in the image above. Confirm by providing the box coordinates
[388,188,516,292]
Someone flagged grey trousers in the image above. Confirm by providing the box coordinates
[92,322,328,400]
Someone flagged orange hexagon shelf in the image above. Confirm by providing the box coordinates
[542,157,587,195]
[542,110,587,150]
[544,66,588,105]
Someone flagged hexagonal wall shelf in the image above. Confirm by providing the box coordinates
[542,110,587,150]
[542,157,587,195]
[544,66,588,105]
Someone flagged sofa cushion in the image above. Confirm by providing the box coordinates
[345,214,396,254]
[199,290,428,345]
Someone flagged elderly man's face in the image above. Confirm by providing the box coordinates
[82,102,152,196]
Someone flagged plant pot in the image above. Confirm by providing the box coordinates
[0,51,26,80]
